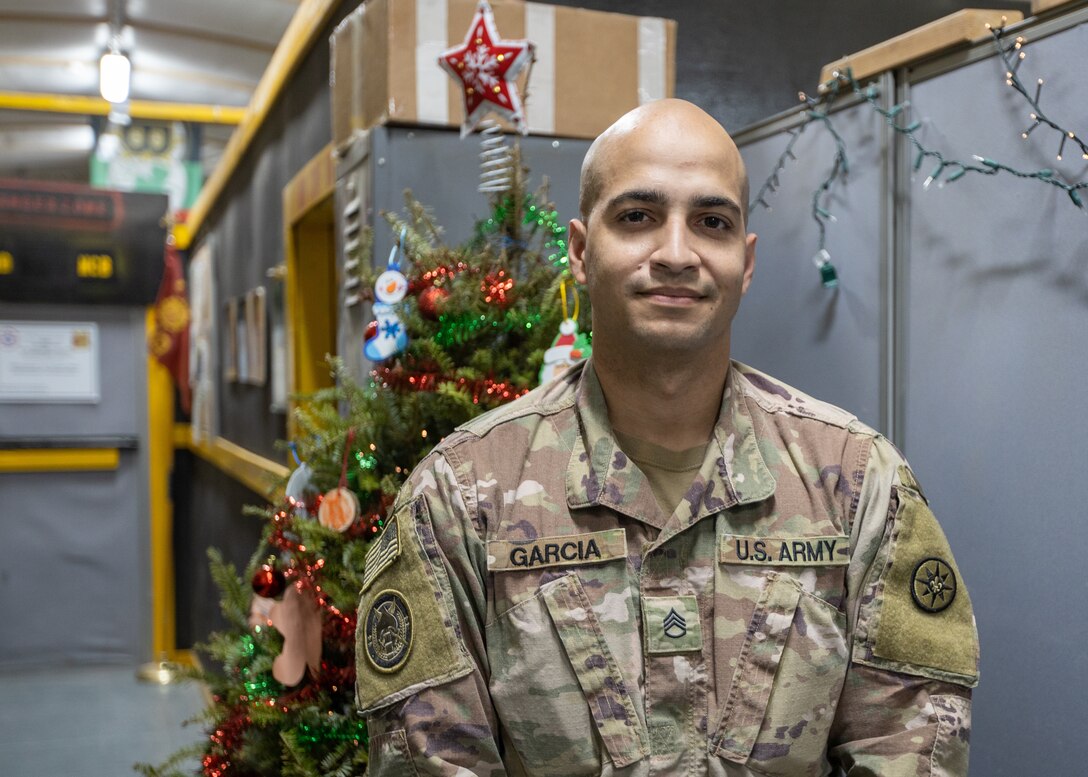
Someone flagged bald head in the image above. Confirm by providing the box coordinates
[579,99,749,227]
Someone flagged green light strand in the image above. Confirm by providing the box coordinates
[295,719,368,747]
[751,26,1088,286]
[477,194,568,266]
[242,673,280,701]
[525,203,569,266]
[434,311,544,348]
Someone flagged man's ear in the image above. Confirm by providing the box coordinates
[741,232,757,295]
[568,218,589,284]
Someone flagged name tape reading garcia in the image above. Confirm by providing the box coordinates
[487,528,627,572]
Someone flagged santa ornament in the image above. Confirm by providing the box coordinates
[539,278,592,384]
[439,0,534,136]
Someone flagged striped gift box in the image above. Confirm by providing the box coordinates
[332,0,676,146]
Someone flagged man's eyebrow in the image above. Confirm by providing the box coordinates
[691,194,742,214]
[606,189,668,210]
[605,189,743,215]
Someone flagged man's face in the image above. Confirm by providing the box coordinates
[568,121,756,360]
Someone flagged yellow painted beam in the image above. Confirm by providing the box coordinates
[0,91,246,125]
[0,448,120,472]
[174,423,290,499]
[186,0,340,243]
[147,308,176,660]
[173,648,199,667]
[172,422,192,448]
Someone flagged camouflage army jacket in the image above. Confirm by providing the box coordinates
[355,360,979,776]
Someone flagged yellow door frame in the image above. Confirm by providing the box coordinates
[283,143,338,419]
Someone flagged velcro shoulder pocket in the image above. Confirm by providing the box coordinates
[355,497,473,711]
[854,478,979,688]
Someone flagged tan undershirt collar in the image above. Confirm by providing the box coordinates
[613,429,706,515]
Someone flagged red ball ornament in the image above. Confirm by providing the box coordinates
[251,563,286,598]
[364,320,378,341]
[418,286,450,319]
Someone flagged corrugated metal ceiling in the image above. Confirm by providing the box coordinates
[0,0,301,180]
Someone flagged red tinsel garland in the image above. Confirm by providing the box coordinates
[204,702,252,777]
[373,364,530,405]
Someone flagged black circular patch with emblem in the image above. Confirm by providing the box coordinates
[365,589,413,672]
[911,557,957,613]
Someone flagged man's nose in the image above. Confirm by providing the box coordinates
[650,215,698,273]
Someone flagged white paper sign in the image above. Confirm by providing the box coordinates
[0,321,101,403]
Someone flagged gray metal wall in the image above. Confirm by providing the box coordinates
[899,18,1088,775]
[0,304,149,667]
[734,92,890,431]
[734,13,1088,775]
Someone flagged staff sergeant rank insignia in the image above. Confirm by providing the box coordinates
[364,590,413,672]
[663,608,688,639]
[910,557,957,613]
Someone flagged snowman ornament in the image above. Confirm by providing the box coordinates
[364,230,410,362]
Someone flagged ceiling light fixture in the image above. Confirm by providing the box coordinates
[99,41,130,104]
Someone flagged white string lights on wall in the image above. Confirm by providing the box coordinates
[993,25,1088,172]
[750,22,1088,287]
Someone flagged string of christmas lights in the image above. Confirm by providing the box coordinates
[751,22,1088,286]
[991,24,1088,166]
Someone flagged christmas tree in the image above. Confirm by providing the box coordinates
[137,158,590,777]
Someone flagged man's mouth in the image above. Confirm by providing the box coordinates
[639,287,705,304]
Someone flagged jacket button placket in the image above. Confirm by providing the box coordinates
[640,535,704,776]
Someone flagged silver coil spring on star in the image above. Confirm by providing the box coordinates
[478,119,514,194]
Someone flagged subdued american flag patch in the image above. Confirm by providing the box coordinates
[361,515,400,592]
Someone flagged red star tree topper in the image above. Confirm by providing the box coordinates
[439,0,534,135]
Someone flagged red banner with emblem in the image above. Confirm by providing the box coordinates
[148,243,191,413]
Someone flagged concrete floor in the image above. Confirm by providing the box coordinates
[0,663,206,777]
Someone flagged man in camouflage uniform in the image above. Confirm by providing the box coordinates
[355,99,979,776]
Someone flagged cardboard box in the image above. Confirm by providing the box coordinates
[331,0,676,147]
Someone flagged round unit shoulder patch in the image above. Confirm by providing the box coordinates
[910,557,957,613]
[365,589,413,673]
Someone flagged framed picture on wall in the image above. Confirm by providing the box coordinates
[188,242,218,443]
[224,296,239,382]
[244,287,267,386]
[235,296,248,384]
[267,272,287,412]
